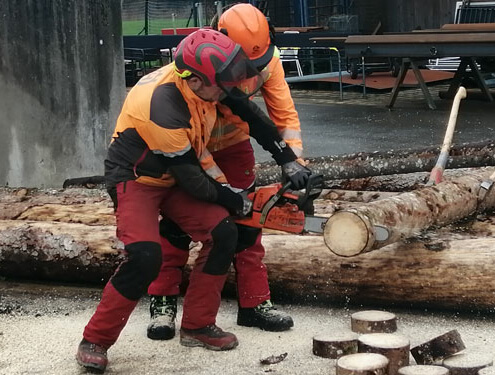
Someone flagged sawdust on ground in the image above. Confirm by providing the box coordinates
[1,281,495,375]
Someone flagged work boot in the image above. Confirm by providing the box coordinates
[237,300,294,332]
[180,324,239,351]
[147,295,177,340]
[76,338,108,373]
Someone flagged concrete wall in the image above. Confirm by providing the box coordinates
[0,0,125,188]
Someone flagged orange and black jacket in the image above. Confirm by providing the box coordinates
[209,52,303,160]
[105,64,245,213]
[104,63,294,213]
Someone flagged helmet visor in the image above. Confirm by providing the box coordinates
[215,47,264,99]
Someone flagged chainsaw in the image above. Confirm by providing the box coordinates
[235,174,328,234]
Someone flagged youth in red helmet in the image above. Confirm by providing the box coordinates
[174,28,264,99]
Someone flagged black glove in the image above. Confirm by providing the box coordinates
[281,161,312,190]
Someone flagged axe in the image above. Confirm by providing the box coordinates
[426,86,467,186]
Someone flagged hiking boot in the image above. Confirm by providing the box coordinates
[237,300,294,332]
[76,338,108,373]
[147,295,177,340]
[180,324,239,351]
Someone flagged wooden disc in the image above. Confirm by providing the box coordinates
[398,365,450,375]
[312,332,358,359]
[410,330,466,365]
[351,310,397,333]
[358,333,410,375]
[442,351,493,374]
[479,366,495,375]
[324,211,374,257]
[337,353,389,375]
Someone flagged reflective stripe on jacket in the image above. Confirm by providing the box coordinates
[207,53,303,157]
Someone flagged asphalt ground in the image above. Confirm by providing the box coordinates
[252,82,495,162]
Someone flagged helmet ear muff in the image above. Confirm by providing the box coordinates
[267,18,276,44]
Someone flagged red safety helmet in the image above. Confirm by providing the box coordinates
[174,28,263,99]
[218,3,275,70]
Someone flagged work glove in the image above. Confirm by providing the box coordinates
[237,190,253,218]
[222,184,253,218]
[281,160,312,190]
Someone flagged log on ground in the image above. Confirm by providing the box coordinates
[4,217,495,310]
[255,139,495,186]
[336,353,389,375]
[410,330,465,365]
[324,168,495,256]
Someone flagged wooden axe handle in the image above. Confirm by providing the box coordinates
[426,86,467,186]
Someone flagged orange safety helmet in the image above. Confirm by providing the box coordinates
[218,3,275,70]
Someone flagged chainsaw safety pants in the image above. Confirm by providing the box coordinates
[149,139,271,309]
[84,180,236,346]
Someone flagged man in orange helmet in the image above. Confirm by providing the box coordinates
[146,4,312,341]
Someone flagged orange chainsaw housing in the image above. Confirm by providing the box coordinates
[236,183,306,233]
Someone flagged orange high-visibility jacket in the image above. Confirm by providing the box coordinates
[208,52,303,158]
[105,64,227,189]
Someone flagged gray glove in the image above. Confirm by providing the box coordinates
[281,161,312,190]
[238,190,253,218]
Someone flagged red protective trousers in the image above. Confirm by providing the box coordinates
[148,139,271,308]
[83,181,231,347]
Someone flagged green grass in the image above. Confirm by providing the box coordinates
[123,18,190,35]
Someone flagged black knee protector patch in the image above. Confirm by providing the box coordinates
[111,241,162,300]
[235,224,261,253]
[159,218,191,251]
[203,217,238,275]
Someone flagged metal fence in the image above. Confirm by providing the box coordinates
[122,0,238,35]
[455,1,495,23]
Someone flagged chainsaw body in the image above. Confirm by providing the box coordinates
[235,175,326,234]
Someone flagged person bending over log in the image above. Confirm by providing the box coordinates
[75,29,267,373]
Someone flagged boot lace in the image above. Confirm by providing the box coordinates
[151,296,177,318]
[255,300,277,314]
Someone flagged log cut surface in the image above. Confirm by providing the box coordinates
[398,366,449,375]
[336,353,389,374]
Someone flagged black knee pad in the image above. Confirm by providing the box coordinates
[203,217,238,275]
[111,241,162,300]
[235,224,261,253]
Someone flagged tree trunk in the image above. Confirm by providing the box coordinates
[255,140,495,186]
[324,168,495,256]
[3,218,495,311]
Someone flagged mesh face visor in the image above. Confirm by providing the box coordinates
[215,47,264,99]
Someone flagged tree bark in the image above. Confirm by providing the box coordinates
[255,140,495,186]
[3,218,495,310]
[323,168,495,256]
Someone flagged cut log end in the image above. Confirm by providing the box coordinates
[351,310,397,333]
[312,332,358,359]
[479,366,495,375]
[442,351,493,374]
[410,330,466,365]
[324,211,373,256]
[398,365,450,375]
[358,333,410,374]
[336,353,389,374]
